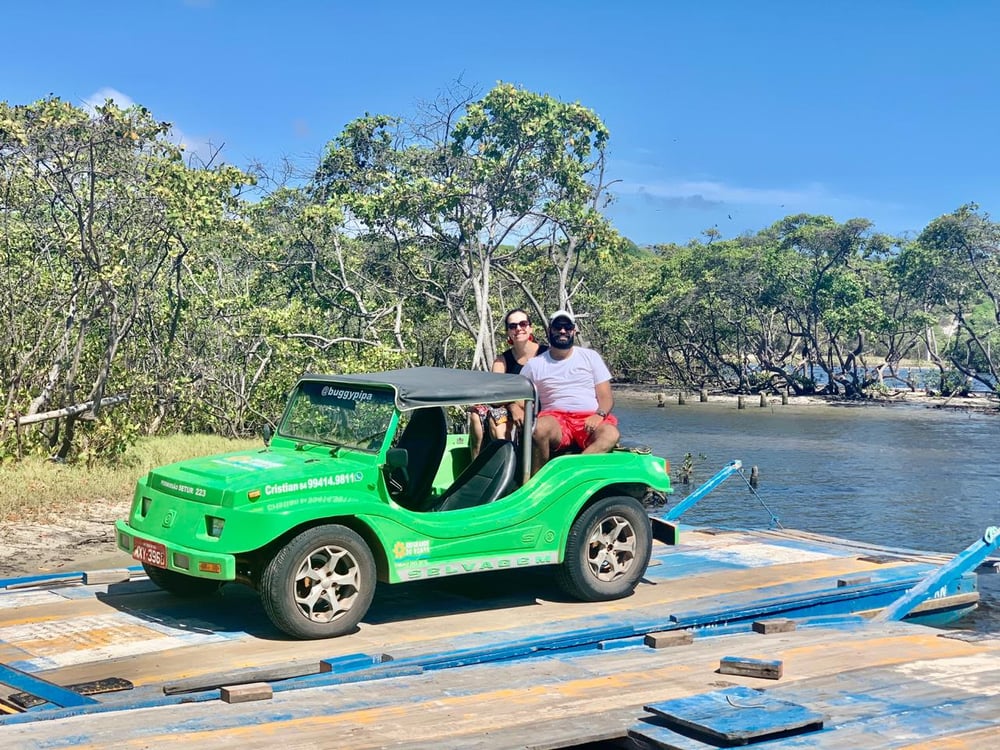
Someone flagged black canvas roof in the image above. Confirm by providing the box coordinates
[300,367,536,410]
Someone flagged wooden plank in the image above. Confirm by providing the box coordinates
[220,683,272,704]
[163,661,320,695]
[82,569,132,585]
[645,630,694,649]
[743,699,1000,748]
[718,656,784,680]
[629,718,731,749]
[753,618,797,634]
[3,575,80,590]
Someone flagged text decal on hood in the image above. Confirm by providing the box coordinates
[265,472,365,496]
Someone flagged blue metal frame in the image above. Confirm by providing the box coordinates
[875,526,1000,622]
[662,460,743,522]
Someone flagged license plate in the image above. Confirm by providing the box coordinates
[132,538,167,568]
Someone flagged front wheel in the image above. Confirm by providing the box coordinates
[143,564,222,597]
[259,524,376,639]
[556,496,652,601]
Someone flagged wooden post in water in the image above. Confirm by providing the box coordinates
[657,393,666,408]
[677,391,686,405]
[750,465,759,487]
[737,395,745,410]
[700,389,708,402]
[781,389,788,405]
[759,393,768,407]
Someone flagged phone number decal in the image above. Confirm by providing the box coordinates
[264,472,364,496]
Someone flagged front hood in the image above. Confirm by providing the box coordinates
[146,448,374,506]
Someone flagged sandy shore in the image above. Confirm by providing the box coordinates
[1,388,996,580]
[0,496,135,580]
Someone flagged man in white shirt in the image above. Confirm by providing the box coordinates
[520,310,620,474]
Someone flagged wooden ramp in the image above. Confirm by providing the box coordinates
[0,527,995,748]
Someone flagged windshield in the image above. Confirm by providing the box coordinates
[279,382,396,452]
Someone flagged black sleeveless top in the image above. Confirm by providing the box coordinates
[501,344,548,375]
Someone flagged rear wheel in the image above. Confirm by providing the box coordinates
[143,564,222,597]
[556,496,652,601]
[259,524,376,639]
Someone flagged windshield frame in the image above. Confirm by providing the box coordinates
[277,381,398,454]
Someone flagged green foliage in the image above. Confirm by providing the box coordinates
[1,97,255,462]
[3,89,999,466]
[312,82,619,370]
[0,433,258,522]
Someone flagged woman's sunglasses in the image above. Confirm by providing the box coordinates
[506,320,530,330]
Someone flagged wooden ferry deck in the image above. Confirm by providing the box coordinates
[0,526,997,748]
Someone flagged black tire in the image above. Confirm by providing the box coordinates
[259,524,376,640]
[556,496,652,601]
[143,564,222,597]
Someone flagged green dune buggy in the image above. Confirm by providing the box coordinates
[115,367,672,639]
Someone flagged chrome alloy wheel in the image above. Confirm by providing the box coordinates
[586,514,637,581]
[294,544,362,623]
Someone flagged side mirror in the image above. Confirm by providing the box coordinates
[262,423,273,448]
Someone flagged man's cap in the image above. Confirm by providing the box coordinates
[548,310,576,327]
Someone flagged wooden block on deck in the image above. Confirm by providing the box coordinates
[718,656,783,680]
[220,682,272,704]
[752,618,796,634]
[645,630,694,649]
[83,569,132,585]
[837,575,872,587]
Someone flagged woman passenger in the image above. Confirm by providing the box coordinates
[469,309,548,455]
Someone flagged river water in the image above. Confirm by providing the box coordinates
[612,393,1000,633]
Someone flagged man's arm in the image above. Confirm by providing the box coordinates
[594,379,614,417]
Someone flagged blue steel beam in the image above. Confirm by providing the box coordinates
[0,663,99,709]
[662,460,743,522]
[875,526,1000,622]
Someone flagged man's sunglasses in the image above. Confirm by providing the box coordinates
[506,320,530,330]
[550,322,575,332]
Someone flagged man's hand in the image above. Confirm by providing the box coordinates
[584,412,605,433]
[509,402,525,426]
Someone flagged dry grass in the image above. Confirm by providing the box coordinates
[0,434,259,523]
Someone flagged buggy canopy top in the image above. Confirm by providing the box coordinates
[300,367,536,411]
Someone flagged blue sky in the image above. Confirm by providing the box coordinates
[4,1,998,246]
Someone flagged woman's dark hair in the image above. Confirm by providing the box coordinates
[503,308,531,326]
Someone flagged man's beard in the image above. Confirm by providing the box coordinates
[549,334,574,350]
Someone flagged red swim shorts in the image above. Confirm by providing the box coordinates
[537,409,619,451]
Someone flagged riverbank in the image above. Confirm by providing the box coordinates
[613,385,1000,413]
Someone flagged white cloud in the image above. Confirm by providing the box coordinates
[82,87,135,112]
[607,155,902,217]
[617,178,827,208]
[81,87,221,166]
